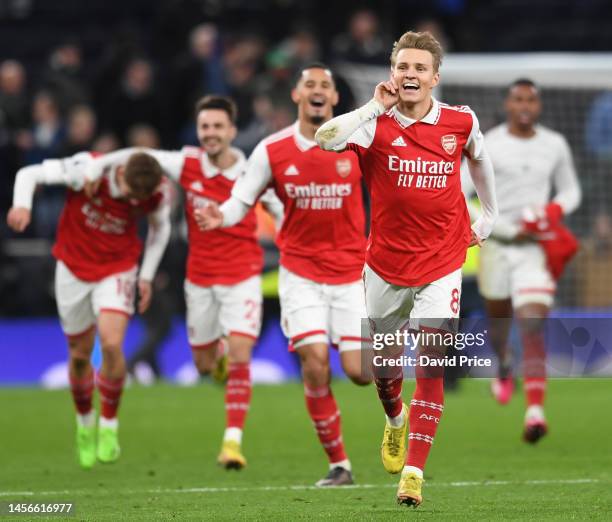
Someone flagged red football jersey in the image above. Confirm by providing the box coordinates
[52,162,164,282]
[179,147,263,286]
[264,124,366,284]
[347,100,479,286]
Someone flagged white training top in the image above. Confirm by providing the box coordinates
[477,123,581,239]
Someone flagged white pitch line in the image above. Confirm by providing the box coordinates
[0,478,600,497]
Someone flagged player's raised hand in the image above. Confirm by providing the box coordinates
[7,207,31,232]
[195,202,223,231]
[137,279,153,314]
[374,80,400,110]
[469,230,484,247]
[84,177,102,199]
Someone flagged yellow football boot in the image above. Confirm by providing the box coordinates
[381,403,408,474]
[396,470,424,507]
[217,440,247,470]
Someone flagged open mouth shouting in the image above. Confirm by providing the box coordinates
[402,81,420,93]
[309,97,326,109]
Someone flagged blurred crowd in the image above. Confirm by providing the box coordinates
[2,2,612,315]
[0,7,430,315]
[0,8,434,232]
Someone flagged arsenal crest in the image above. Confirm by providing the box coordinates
[441,134,457,155]
[336,158,352,177]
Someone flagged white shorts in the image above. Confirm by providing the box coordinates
[184,275,262,348]
[278,266,368,352]
[478,240,555,308]
[55,260,136,337]
[363,263,462,335]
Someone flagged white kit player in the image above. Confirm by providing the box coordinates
[197,64,372,487]
[86,95,283,470]
[7,151,171,469]
[466,79,581,442]
[316,31,498,506]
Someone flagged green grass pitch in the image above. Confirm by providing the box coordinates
[1,379,611,520]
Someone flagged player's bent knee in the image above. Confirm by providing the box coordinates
[517,315,547,335]
[347,372,371,386]
[69,354,92,374]
[301,357,329,386]
[191,341,218,375]
[194,359,215,376]
[227,335,254,365]
[99,340,123,355]
[99,343,125,374]
[98,328,125,353]
[341,357,372,386]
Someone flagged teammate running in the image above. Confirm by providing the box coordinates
[470,78,581,441]
[197,64,371,486]
[316,31,498,506]
[85,95,283,470]
[7,151,170,469]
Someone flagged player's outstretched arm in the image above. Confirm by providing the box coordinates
[6,206,31,232]
[85,148,136,189]
[138,194,172,313]
[194,197,251,231]
[8,157,87,232]
[315,81,395,152]
[84,148,183,197]
[195,138,275,231]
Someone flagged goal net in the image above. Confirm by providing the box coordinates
[337,54,612,309]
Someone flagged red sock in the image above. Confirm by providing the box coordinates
[225,362,252,429]
[406,376,444,471]
[69,371,94,415]
[374,374,404,418]
[96,373,125,420]
[524,377,546,407]
[304,384,347,464]
[522,330,546,407]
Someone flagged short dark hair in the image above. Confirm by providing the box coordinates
[508,78,538,94]
[195,95,238,124]
[294,62,335,86]
[124,152,162,198]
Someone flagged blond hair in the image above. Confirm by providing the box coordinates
[390,31,443,71]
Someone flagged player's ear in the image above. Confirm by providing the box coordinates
[291,87,300,104]
[432,71,440,88]
[229,124,237,141]
[116,165,125,180]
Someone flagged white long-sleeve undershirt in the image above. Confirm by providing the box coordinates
[139,199,172,281]
[13,156,88,209]
[315,98,385,152]
[465,149,498,240]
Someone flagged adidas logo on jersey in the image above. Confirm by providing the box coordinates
[284,164,300,176]
[189,180,204,192]
[391,136,407,147]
